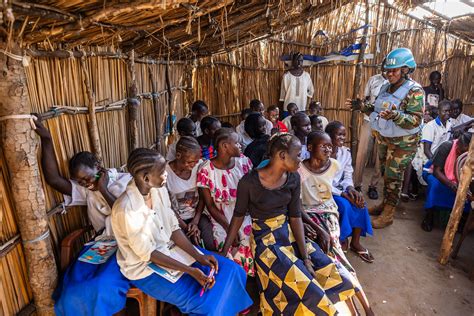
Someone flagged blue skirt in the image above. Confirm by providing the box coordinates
[54,245,130,316]
[333,195,373,241]
[132,248,252,316]
[424,174,470,212]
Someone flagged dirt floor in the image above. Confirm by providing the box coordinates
[349,168,474,315]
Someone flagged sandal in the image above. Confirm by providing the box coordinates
[350,246,374,263]
[409,193,418,201]
[400,193,410,202]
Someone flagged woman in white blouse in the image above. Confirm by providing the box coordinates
[111,148,252,315]
[325,121,374,263]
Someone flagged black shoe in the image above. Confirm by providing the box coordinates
[354,186,362,193]
[367,186,378,200]
[421,211,434,232]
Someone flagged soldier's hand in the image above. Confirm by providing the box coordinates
[379,109,397,120]
[345,98,362,111]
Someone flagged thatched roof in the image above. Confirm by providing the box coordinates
[7,0,351,58]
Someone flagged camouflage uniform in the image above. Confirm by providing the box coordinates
[363,86,425,206]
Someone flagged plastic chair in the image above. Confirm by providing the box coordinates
[60,227,158,316]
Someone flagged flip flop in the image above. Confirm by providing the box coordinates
[400,193,410,202]
[350,246,374,263]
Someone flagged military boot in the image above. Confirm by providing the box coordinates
[371,204,396,229]
[368,202,384,216]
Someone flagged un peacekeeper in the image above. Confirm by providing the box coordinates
[347,48,425,229]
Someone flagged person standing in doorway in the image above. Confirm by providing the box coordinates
[353,72,388,199]
[423,71,444,108]
[348,48,425,229]
[279,52,314,112]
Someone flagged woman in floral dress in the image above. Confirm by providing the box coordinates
[198,128,255,276]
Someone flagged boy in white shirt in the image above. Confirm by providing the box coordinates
[282,102,298,131]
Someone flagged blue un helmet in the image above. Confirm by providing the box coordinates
[384,48,416,73]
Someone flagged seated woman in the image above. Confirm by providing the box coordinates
[325,121,374,263]
[197,128,255,276]
[196,116,222,160]
[166,136,215,250]
[299,131,374,315]
[221,133,360,315]
[243,113,271,168]
[34,120,130,316]
[421,132,473,232]
[111,148,252,316]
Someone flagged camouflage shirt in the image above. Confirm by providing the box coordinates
[361,86,425,130]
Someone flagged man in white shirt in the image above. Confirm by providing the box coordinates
[353,73,388,199]
[279,52,314,112]
[449,99,473,138]
[421,100,452,160]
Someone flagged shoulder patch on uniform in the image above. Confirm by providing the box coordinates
[411,89,424,100]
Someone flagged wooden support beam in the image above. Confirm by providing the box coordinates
[439,135,474,264]
[148,64,161,148]
[127,50,139,151]
[165,59,173,135]
[79,57,103,161]
[350,0,370,161]
[0,43,57,316]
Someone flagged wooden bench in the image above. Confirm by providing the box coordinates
[60,227,158,316]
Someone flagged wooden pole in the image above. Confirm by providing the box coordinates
[165,59,173,135]
[127,50,139,151]
[439,135,474,264]
[350,0,370,161]
[148,64,161,148]
[0,43,57,316]
[79,57,103,161]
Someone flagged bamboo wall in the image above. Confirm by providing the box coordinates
[194,2,473,133]
[0,54,187,314]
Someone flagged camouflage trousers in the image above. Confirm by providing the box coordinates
[375,132,420,207]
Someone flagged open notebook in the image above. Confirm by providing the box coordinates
[78,239,117,264]
[148,244,202,283]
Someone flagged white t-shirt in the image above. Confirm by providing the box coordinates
[364,74,388,121]
[165,162,202,220]
[298,159,340,215]
[166,139,178,161]
[332,146,354,196]
[421,117,451,156]
[279,71,314,112]
[64,168,132,236]
[450,113,471,128]
[112,181,180,280]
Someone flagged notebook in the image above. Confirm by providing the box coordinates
[148,244,202,283]
[78,239,117,264]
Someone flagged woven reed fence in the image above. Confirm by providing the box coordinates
[193,2,473,136]
[0,54,187,314]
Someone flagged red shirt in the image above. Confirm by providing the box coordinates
[274,121,288,133]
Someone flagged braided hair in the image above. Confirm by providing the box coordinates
[176,136,201,155]
[213,127,235,149]
[266,133,298,159]
[69,151,100,177]
[127,148,164,177]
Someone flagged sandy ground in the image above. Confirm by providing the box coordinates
[348,169,474,316]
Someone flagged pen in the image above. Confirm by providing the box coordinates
[199,267,215,297]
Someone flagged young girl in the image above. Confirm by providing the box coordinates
[111,148,252,315]
[266,105,288,133]
[196,116,221,160]
[243,113,271,168]
[166,117,196,161]
[309,114,324,132]
[34,120,131,316]
[291,112,312,159]
[299,131,374,315]
[197,128,255,276]
[325,121,374,263]
[166,136,215,250]
[221,133,359,315]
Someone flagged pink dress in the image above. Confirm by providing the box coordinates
[197,156,254,276]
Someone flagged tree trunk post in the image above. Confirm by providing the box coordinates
[165,59,173,136]
[350,0,370,162]
[0,43,57,316]
[439,135,474,264]
[127,50,139,151]
[79,57,103,161]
